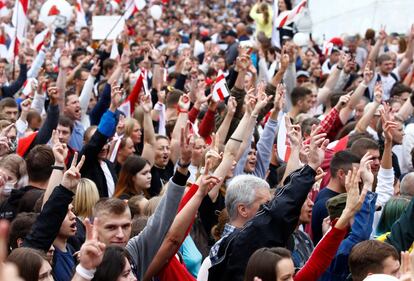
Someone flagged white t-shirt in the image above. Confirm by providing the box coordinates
[368,69,400,101]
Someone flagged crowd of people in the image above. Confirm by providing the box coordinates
[0,0,414,280]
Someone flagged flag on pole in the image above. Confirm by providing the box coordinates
[274,0,307,29]
[75,0,87,30]
[118,68,145,117]
[33,28,50,52]
[124,0,146,19]
[11,0,30,58]
[212,71,230,102]
[277,114,291,162]
[323,41,334,57]
[110,39,119,59]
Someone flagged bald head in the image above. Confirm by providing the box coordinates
[400,173,414,197]
[236,23,247,36]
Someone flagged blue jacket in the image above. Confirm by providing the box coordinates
[318,191,378,281]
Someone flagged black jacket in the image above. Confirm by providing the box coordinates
[208,165,317,281]
[79,130,117,198]
[23,185,73,252]
[0,63,27,99]
[0,185,44,221]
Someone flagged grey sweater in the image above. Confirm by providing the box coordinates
[126,171,188,279]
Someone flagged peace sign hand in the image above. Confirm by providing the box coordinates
[61,152,85,192]
[79,218,106,270]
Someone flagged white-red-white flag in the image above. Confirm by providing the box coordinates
[110,39,119,59]
[22,78,37,96]
[11,0,30,57]
[33,28,50,52]
[212,71,229,102]
[271,0,280,48]
[274,0,307,29]
[276,114,291,162]
[118,68,145,117]
[75,0,87,30]
[124,0,146,19]
[0,27,7,59]
[323,41,334,57]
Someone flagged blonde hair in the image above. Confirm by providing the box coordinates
[74,178,100,219]
[124,118,140,139]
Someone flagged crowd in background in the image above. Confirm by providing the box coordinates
[0,0,414,281]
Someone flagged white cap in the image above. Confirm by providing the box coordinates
[363,274,399,281]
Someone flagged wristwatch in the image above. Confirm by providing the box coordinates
[177,160,191,168]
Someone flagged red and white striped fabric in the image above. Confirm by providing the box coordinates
[22,78,37,96]
[0,28,7,59]
[75,0,87,30]
[10,0,29,59]
[326,135,349,153]
[118,68,145,117]
[212,71,229,102]
[124,0,146,19]
[276,114,291,162]
[110,39,119,59]
[323,41,334,57]
[33,28,49,52]
[274,0,307,29]
[0,0,9,17]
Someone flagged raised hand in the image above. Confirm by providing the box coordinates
[252,82,272,114]
[374,82,383,104]
[307,125,329,171]
[285,115,301,148]
[47,86,60,105]
[90,59,101,77]
[51,130,68,166]
[378,25,387,41]
[399,251,414,281]
[274,83,286,113]
[337,51,348,69]
[20,98,32,113]
[140,94,153,114]
[0,123,14,139]
[196,159,221,197]
[110,83,124,112]
[343,167,368,216]
[61,152,85,192]
[280,53,290,71]
[358,152,374,188]
[363,61,374,84]
[59,49,71,69]
[78,218,106,270]
[235,55,250,72]
[227,96,237,116]
[245,87,257,115]
[178,94,191,112]
[334,92,352,111]
[179,124,194,165]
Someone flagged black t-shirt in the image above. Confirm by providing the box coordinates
[199,192,226,246]
[149,160,175,197]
